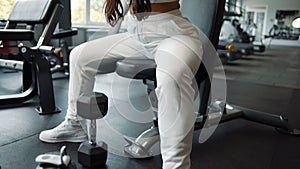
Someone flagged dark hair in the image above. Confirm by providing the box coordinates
[104,0,151,27]
[130,0,152,21]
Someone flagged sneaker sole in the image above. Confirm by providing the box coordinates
[39,135,88,143]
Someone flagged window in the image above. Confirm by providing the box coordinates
[225,0,244,16]
[71,0,106,25]
[0,0,16,19]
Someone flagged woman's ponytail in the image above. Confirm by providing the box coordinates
[104,0,124,26]
[104,0,152,26]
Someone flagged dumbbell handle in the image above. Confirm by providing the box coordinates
[88,119,97,145]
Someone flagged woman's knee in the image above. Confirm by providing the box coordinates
[69,43,87,67]
[69,41,104,69]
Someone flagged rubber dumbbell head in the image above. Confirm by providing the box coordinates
[77,93,108,120]
[78,141,107,168]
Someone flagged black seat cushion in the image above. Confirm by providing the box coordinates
[0,29,34,40]
[116,59,156,80]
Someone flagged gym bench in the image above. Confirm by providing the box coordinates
[0,0,63,114]
[113,0,300,158]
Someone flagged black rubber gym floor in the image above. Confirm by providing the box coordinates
[0,45,300,169]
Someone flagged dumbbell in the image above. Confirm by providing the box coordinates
[77,93,108,168]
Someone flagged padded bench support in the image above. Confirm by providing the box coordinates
[0,46,60,114]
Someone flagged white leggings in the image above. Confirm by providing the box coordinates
[67,10,203,169]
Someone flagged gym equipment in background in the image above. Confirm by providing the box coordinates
[0,0,63,114]
[217,44,242,64]
[48,28,78,77]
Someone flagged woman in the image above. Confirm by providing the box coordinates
[40,0,203,168]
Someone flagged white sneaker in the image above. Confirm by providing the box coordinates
[39,119,88,143]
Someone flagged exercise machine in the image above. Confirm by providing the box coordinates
[115,0,300,158]
[0,0,63,114]
[48,28,78,76]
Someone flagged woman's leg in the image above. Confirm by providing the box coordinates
[39,32,149,143]
[155,35,203,169]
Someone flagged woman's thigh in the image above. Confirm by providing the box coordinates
[155,35,203,79]
[70,32,150,73]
